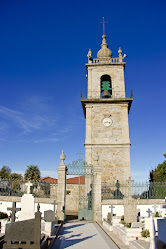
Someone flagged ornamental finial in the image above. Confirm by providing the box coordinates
[60,150,66,163]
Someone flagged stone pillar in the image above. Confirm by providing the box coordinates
[93,153,102,222]
[34,205,41,248]
[124,177,137,223]
[56,150,66,222]
[124,197,137,223]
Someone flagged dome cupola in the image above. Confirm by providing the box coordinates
[97,35,112,59]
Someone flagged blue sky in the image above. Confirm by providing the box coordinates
[0,0,165,181]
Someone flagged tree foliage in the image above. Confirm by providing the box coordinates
[10,173,23,181]
[0,166,11,179]
[24,165,40,181]
[150,154,166,182]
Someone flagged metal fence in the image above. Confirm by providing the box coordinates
[101,182,166,200]
[0,179,57,198]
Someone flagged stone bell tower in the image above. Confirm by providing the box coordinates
[81,31,133,184]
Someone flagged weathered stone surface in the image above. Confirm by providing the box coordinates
[44,210,55,222]
[84,62,131,184]
[4,210,41,249]
[124,198,137,223]
[56,151,66,221]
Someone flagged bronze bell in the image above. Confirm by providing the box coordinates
[102,90,110,98]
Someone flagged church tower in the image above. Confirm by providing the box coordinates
[81,30,133,184]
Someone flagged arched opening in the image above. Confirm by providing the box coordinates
[101,75,112,98]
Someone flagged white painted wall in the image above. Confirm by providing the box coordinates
[102,203,166,221]
[0,201,57,219]
[137,204,165,217]
[102,205,124,220]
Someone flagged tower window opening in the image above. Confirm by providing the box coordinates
[101,75,112,98]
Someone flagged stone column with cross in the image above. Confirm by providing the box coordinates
[124,177,137,223]
[93,153,102,222]
[56,150,66,221]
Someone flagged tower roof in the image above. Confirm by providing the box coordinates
[97,35,112,59]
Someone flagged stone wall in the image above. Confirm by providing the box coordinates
[102,198,166,221]
[66,184,85,215]
[87,65,125,99]
[85,102,130,183]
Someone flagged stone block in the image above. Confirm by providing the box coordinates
[103,221,113,231]
[131,222,141,228]
[44,210,55,222]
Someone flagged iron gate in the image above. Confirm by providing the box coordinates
[66,156,93,220]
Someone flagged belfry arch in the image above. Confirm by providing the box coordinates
[101,74,112,98]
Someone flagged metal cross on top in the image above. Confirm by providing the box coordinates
[7,202,21,222]
[99,17,108,36]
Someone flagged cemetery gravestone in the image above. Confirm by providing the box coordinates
[7,202,21,222]
[149,216,156,249]
[44,210,55,222]
[25,181,33,194]
[18,193,35,221]
[131,222,141,228]
[4,209,41,249]
[107,205,115,224]
[44,210,55,236]
[146,208,152,217]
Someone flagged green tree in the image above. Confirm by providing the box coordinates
[0,166,11,179]
[10,173,23,181]
[150,154,166,182]
[24,165,40,181]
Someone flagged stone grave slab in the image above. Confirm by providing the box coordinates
[131,222,141,228]
[4,210,41,249]
[157,219,166,244]
[18,194,35,221]
[44,210,55,222]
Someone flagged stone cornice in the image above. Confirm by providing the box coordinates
[84,143,131,147]
[81,98,133,118]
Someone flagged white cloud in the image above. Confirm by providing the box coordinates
[0,105,56,134]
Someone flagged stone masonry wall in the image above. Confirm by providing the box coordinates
[85,102,131,184]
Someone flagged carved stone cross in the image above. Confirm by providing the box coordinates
[7,202,21,222]
[146,208,152,217]
[25,181,33,194]
[152,204,158,215]
[109,205,115,224]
